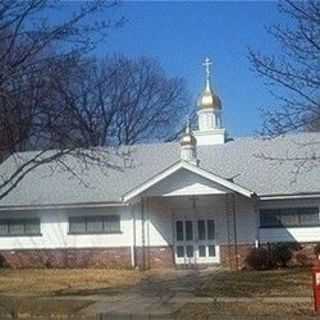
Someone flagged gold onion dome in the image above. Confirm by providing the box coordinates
[198,87,222,110]
[180,120,196,146]
[198,57,222,110]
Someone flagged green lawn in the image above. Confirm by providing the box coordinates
[196,268,312,298]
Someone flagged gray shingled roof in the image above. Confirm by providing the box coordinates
[0,132,320,207]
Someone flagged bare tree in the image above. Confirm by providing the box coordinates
[47,55,190,147]
[249,0,320,137]
[249,0,320,175]
[0,0,123,200]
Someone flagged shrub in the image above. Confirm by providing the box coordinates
[0,254,6,268]
[295,252,313,267]
[245,247,272,270]
[314,243,320,257]
[271,243,293,268]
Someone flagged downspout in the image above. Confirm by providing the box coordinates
[130,204,136,268]
[141,197,146,270]
[254,196,260,248]
[225,193,232,268]
[232,193,239,271]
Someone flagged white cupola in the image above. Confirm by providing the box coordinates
[180,120,198,166]
[193,57,226,145]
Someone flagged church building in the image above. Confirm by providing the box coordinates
[0,58,319,270]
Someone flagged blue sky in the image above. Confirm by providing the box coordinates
[69,1,287,137]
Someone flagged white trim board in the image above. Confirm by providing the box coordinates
[123,161,254,202]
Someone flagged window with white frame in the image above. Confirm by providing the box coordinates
[68,215,120,234]
[260,207,319,228]
[0,218,41,236]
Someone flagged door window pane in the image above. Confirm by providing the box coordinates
[177,246,184,258]
[199,245,206,257]
[186,245,194,258]
[185,221,193,241]
[208,245,216,257]
[198,220,206,240]
[207,220,215,240]
[176,221,184,241]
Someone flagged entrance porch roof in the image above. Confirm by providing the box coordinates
[122,161,255,202]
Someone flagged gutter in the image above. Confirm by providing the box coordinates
[0,201,127,211]
[259,193,320,201]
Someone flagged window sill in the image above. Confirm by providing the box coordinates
[0,233,43,237]
[68,231,122,235]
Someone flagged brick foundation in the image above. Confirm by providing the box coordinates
[220,243,254,270]
[1,242,317,270]
[0,247,132,269]
[220,242,320,270]
[135,246,175,269]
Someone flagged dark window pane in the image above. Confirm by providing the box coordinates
[208,245,216,257]
[104,216,120,233]
[198,220,206,240]
[186,245,194,258]
[176,221,183,241]
[260,207,319,227]
[9,221,24,235]
[25,219,40,234]
[0,221,8,235]
[199,245,206,257]
[280,213,299,226]
[207,220,215,240]
[69,217,86,233]
[299,208,319,226]
[177,246,184,258]
[185,221,193,241]
[260,211,281,227]
[87,216,104,233]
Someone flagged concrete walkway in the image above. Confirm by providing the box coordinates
[80,267,218,317]
[78,267,312,319]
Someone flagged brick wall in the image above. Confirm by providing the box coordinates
[221,242,320,270]
[220,243,254,270]
[0,247,132,269]
[135,246,175,269]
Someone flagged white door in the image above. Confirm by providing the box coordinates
[175,218,220,264]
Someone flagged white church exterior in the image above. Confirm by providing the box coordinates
[0,58,320,270]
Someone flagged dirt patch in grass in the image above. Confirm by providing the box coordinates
[176,302,317,320]
[196,268,312,298]
[0,268,142,297]
[0,296,93,318]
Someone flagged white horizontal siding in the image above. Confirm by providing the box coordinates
[0,207,133,250]
[259,227,320,243]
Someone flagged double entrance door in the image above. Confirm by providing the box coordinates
[174,218,219,264]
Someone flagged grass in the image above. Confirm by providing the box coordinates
[0,267,314,319]
[0,268,143,297]
[176,302,317,320]
[196,268,312,298]
[0,296,93,318]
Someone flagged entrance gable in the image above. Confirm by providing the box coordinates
[123,161,254,202]
[144,168,228,197]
